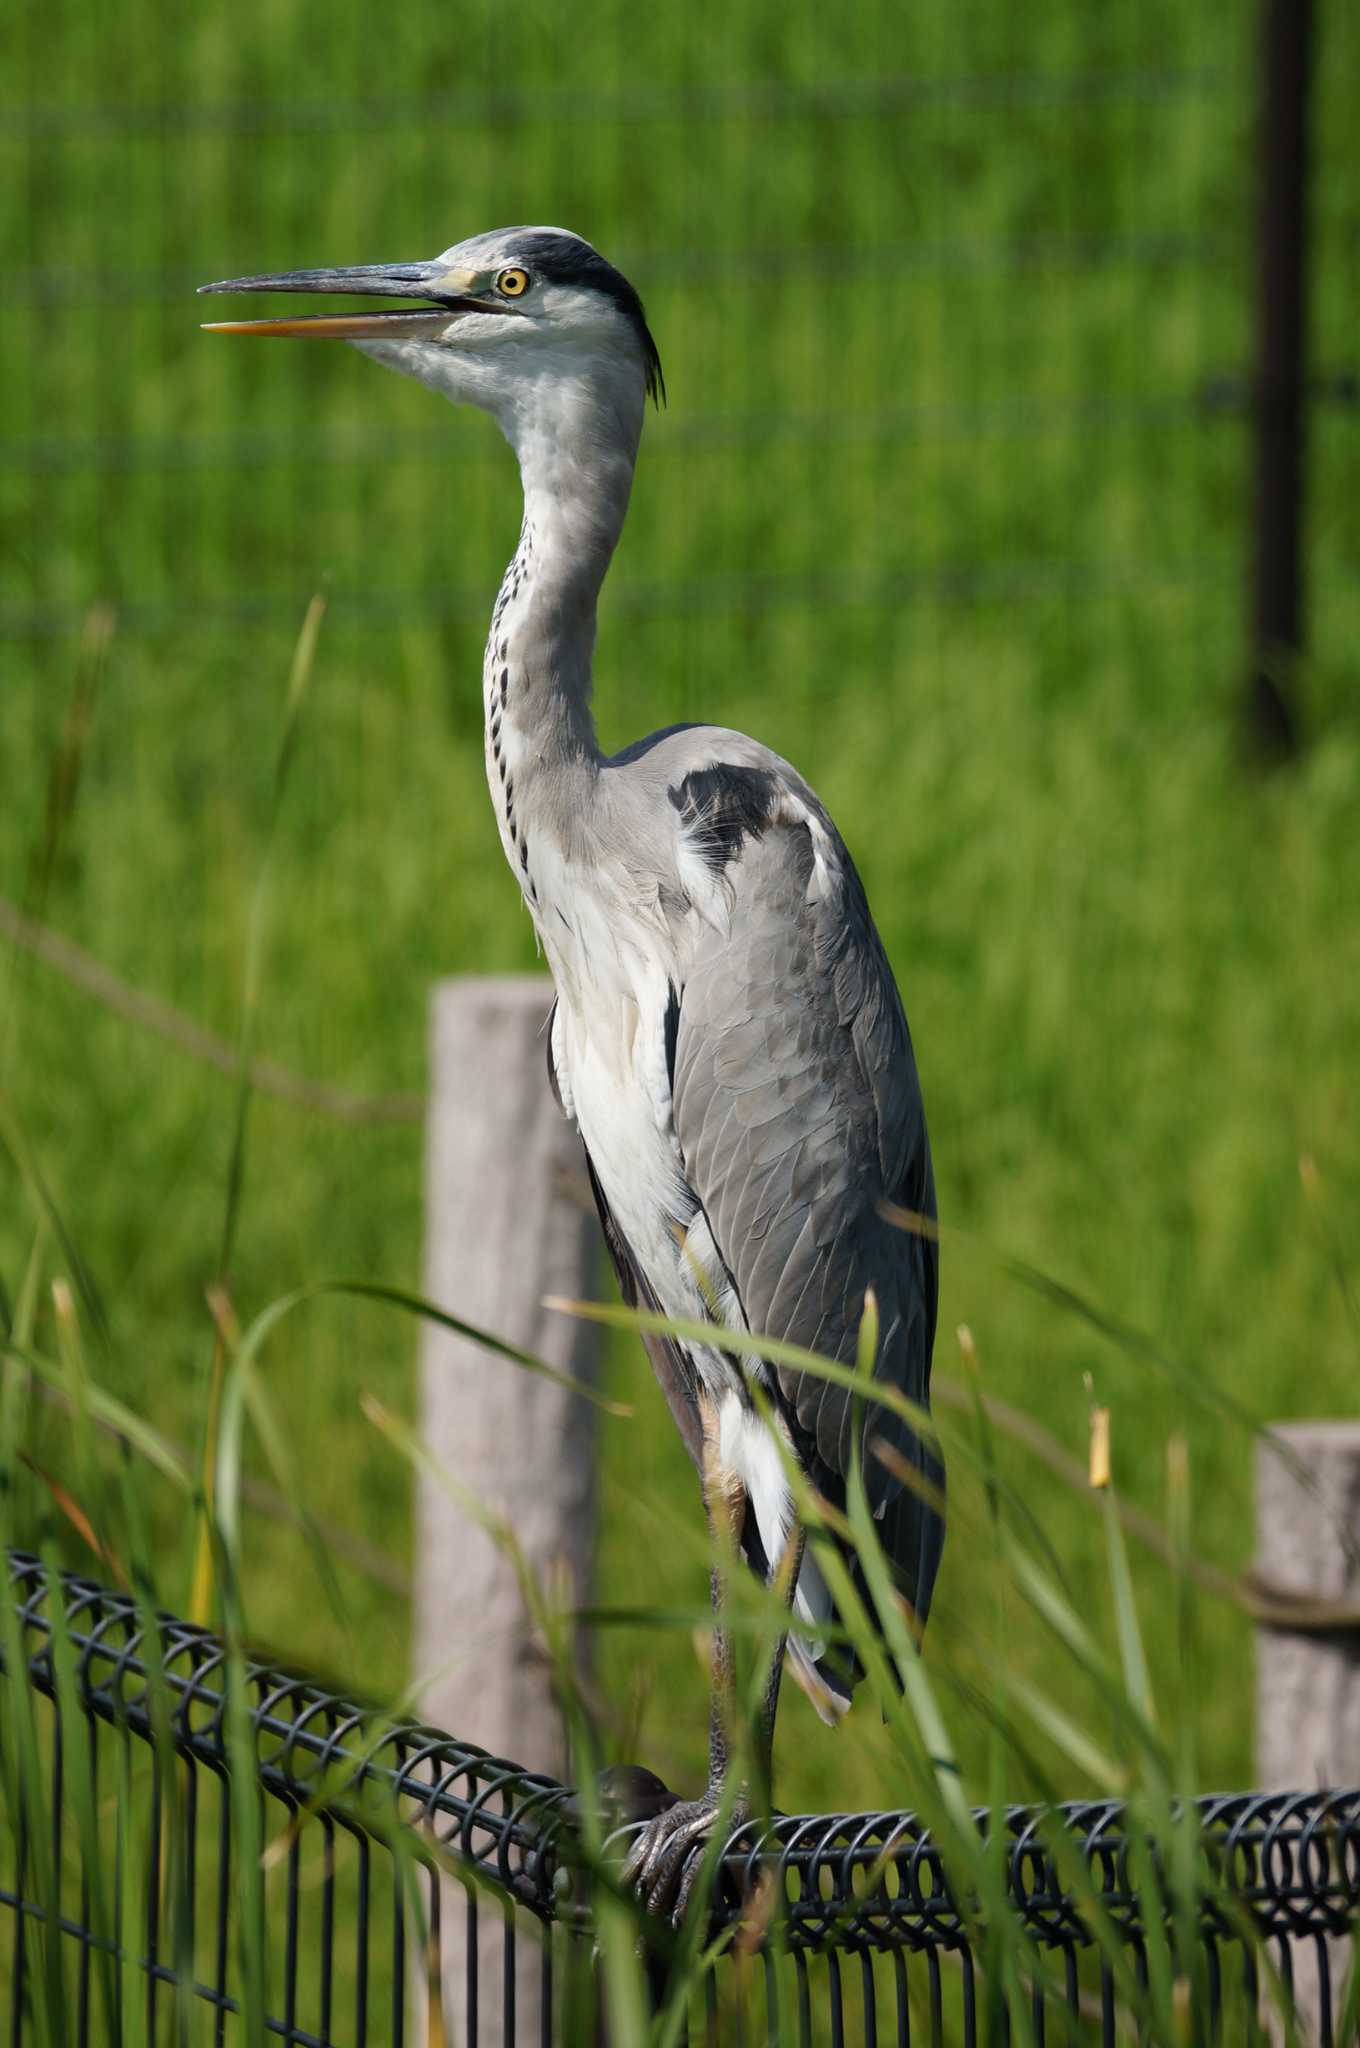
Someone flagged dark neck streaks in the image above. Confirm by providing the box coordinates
[482,404,638,910]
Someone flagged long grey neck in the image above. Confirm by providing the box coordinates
[482,399,638,911]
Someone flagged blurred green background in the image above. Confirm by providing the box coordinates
[1,0,1357,1821]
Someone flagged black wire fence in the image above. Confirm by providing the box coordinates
[4,1551,1358,2046]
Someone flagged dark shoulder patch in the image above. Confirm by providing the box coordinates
[667,765,781,876]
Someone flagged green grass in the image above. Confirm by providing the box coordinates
[0,0,1358,1903]
[2,1258,1345,2042]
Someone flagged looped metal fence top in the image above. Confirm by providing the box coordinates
[4,1548,572,1917]
[4,1548,1360,2046]
[710,1789,1360,1954]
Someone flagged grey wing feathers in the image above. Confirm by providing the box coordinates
[669,775,944,1627]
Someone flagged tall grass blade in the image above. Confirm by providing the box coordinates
[1,1335,193,1493]
[193,595,325,1630]
[229,1276,628,1413]
[0,1231,46,1542]
[1102,1491,1155,1730]
[0,1095,114,1358]
[0,1560,66,2048]
[215,594,325,1288]
[359,1389,656,2040]
[1299,1152,1360,1363]
[20,1452,128,1587]
[40,1534,122,2042]
[1,603,113,1074]
[118,1455,200,2048]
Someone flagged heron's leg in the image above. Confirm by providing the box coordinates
[622,1423,805,1920]
[751,1520,805,1809]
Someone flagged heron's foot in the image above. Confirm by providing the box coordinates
[620,1787,741,1922]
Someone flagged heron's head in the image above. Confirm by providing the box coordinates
[198,226,663,457]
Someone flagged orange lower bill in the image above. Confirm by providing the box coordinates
[201,310,453,340]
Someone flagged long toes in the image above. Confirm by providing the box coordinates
[642,1813,716,1916]
[638,1824,689,1903]
[619,1804,721,1916]
[620,1815,679,1896]
[669,1844,709,1925]
[642,1837,690,1916]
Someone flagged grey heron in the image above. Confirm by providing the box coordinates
[200,228,945,1915]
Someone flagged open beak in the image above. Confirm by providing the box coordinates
[197,262,509,339]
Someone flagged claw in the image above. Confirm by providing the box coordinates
[620,1791,742,1921]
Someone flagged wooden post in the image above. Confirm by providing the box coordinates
[413,976,602,2043]
[1256,1422,1360,1788]
[1255,1422,1360,2040]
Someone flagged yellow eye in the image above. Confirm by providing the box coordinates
[497,267,530,298]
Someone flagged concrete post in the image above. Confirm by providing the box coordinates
[413,976,602,2043]
[1255,1422,1360,2041]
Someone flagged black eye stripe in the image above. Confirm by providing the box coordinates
[497,233,664,404]
[476,233,665,404]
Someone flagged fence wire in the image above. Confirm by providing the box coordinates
[4,1552,1359,2046]
[0,15,1263,663]
[3,1,1354,682]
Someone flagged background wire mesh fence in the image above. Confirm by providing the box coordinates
[4,6,1355,682]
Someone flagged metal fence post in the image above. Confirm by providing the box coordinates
[414,975,603,2043]
[1247,0,1315,758]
